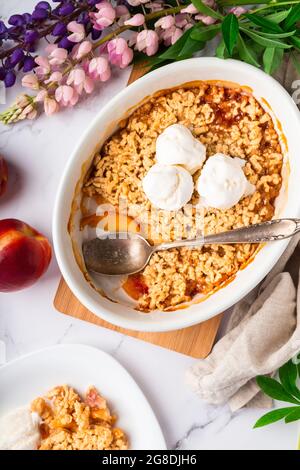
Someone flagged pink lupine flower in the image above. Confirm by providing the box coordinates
[183,0,217,21]
[128,31,138,47]
[127,0,149,6]
[195,14,217,25]
[18,103,37,121]
[27,109,38,120]
[205,0,217,8]
[67,21,85,43]
[191,0,218,25]
[115,5,129,17]
[145,1,164,12]
[90,1,116,31]
[35,56,50,77]
[44,96,59,116]
[175,13,190,29]
[107,38,133,68]
[49,48,68,66]
[160,26,183,46]
[182,4,199,14]
[55,85,79,107]
[67,68,94,94]
[21,74,39,90]
[72,40,93,60]
[45,44,57,55]
[115,4,130,25]
[88,57,111,81]
[170,27,183,44]
[155,15,175,30]
[45,71,63,83]
[35,90,48,102]
[124,14,145,27]
[229,7,247,17]
[184,22,194,31]
[136,30,159,56]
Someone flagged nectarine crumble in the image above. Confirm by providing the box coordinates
[81,83,284,311]
[31,385,128,450]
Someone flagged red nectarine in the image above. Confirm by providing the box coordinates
[0,156,8,197]
[0,219,52,292]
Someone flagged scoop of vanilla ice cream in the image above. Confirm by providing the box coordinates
[156,124,206,175]
[0,406,40,450]
[142,163,194,211]
[196,153,255,210]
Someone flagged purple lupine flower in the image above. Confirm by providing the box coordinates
[91,28,102,40]
[22,13,32,24]
[27,44,37,53]
[4,71,16,88]
[77,12,90,25]
[53,22,67,36]
[0,67,5,81]
[32,8,49,21]
[9,48,24,66]
[4,57,12,69]
[24,30,39,44]
[58,3,75,16]
[8,15,25,27]
[0,20,8,35]
[57,36,73,50]
[23,56,36,72]
[36,1,51,10]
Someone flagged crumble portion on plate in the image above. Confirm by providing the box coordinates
[31,385,128,450]
[84,84,284,312]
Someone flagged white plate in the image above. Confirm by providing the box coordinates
[0,344,166,450]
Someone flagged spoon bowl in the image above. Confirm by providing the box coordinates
[82,233,153,275]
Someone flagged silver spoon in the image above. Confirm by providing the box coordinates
[82,218,300,276]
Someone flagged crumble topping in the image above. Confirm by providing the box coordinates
[83,83,283,311]
[31,385,128,450]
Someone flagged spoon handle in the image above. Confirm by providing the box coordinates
[155,219,300,251]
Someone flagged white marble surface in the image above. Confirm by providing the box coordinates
[0,0,298,450]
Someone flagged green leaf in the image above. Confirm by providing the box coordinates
[191,24,221,42]
[218,0,263,5]
[240,27,293,49]
[285,407,300,423]
[284,3,300,31]
[279,360,300,401]
[254,407,299,428]
[290,36,300,50]
[178,36,205,58]
[215,38,228,59]
[265,10,292,24]
[256,376,300,405]
[263,47,284,74]
[222,13,239,56]
[191,0,223,20]
[245,13,283,33]
[156,27,195,61]
[259,30,296,39]
[237,34,260,67]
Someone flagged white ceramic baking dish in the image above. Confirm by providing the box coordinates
[53,57,300,332]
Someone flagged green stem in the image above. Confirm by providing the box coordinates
[218,0,299,7]
[250,1,300,14]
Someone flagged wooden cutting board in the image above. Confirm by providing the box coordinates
[53,63,223,359]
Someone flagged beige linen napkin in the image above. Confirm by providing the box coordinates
[186,235,300,411]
